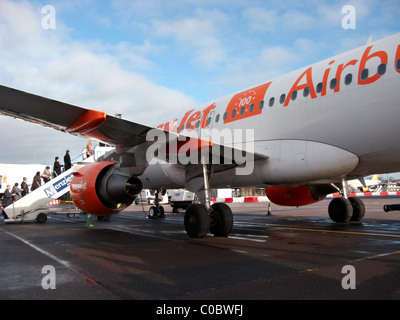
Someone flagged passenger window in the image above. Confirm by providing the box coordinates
[249,103,254,113]
[258,101,263,110]
[231,109,236,118]
[360,68,369,81]
[345,73,352,85]
[269,97,275,107]
[397,59,400,71]
[207,117,211,126]
[377,63,386,76]
[291,90,297,101]
[215,114,220,122]
[279,94,286,104]
[330,78,337,90]
[195,121,200,128]
[316,82,323,93]
[240,106,245,115]
[303,86,310,97]
[223,112,228,121]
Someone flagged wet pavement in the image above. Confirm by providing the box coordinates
[1,198,399,302]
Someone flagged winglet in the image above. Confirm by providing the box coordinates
[66,109,107,134]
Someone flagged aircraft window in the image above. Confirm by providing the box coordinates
[258,101,263,110]
[215,114,220,122]
[240,106,245,115]
[186,123,191,129]
[291,90,297,101]
[196,121,200,128]
[181,126,185,132]
[397,59,400,71]
[207,117,211,126]
[377,63,386,76]
[249,103,254,113]
[316,82,323,93]
[223,112,228,120]
[269,97,275,107]
[360,68,369,81]
[303,86,310,97]
[231,109,236,118]
[330,78,337,90]
[279,94,286,104]
[345,73,352,85]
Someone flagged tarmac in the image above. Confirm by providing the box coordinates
[1,197,399,304]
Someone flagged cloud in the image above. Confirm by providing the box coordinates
[151,10,227,69]
[0,0,196,164]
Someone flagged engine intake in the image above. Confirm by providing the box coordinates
[70,161,142,215]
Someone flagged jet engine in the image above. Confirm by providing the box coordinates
[265,184,336,207]
[70,161,142,215]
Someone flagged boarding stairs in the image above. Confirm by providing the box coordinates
[3,162,89,223]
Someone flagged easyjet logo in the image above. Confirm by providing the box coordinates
[157,42,400,131]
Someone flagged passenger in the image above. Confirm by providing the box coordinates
[2,185,14,207]
[53,157,63,177]
[21,177,29,197]
[12,183,22,201]
[41,166,52,183]
[31,172,41,191]
[85,141,92,159]
[64,150,72,171]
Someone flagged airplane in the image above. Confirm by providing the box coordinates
[347,174,381,192]
[0,32,400,238]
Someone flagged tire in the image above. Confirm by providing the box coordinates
[184,204,209,238]
[328,198,352,223]
[210,203,233,237]
[149,206,157,218]
[349,197,365,221]
[36,212,47,224]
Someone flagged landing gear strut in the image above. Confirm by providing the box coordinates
[328,180,365,223]
[184,162,233,238]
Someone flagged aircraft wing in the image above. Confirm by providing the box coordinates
[0,85,152,147]
[0,85,263,174]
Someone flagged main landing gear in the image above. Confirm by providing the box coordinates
[183,163,233,238]
[328,180,365,223]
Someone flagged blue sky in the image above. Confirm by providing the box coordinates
[0,0,399,166]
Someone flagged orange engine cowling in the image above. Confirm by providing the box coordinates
[70,161,142,215]
[265,185,333,207]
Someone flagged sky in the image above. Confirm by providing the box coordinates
[0,0,399,168]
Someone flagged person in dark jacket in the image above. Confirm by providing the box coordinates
[31,172,41,191]
[64,150,71,171]
[21,177,29,197]
[2,185,14,207]
[53,157,63,177]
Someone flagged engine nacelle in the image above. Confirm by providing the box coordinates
[70,161,142,215]
[266,184,335,207]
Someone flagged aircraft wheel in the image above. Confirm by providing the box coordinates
[210,203,233,237]
[184,204,209,238]
[349,197,365,221]
[328,198,352,223]
[149,206,165,218]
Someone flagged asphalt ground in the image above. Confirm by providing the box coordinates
[1,197,399,306]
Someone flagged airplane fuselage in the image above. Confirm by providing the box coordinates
[142,33,400,190]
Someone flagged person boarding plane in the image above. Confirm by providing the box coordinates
[0,33,400,238]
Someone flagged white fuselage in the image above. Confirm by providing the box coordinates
[141,33,400,190]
